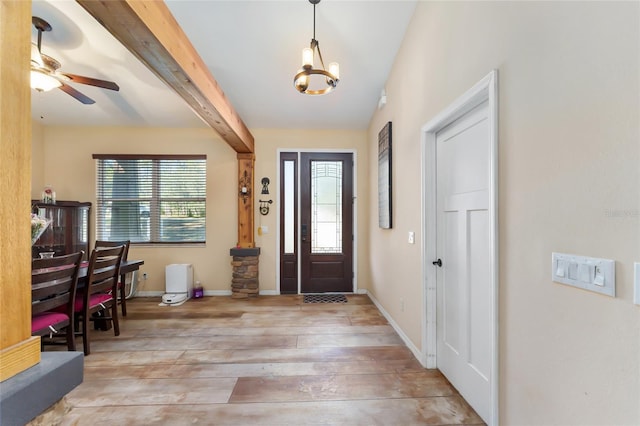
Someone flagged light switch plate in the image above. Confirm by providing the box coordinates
[552,252,615,297]
[634,263,640,306]
[408,232,415,244]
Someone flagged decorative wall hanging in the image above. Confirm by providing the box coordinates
[378,121,392,228]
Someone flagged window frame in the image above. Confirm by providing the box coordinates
[93,154,207,245]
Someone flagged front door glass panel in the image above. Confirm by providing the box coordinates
[283,160,295,254]
[311,161,342,254]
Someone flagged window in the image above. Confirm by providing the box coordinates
[94,154,206,244]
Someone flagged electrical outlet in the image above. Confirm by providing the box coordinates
[143,272,148,280]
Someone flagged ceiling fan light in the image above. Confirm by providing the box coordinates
[31,70,61,92]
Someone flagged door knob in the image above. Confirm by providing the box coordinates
[432,259,442,267]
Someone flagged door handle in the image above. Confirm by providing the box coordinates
[432,259,442,267]
[301,224,307,242]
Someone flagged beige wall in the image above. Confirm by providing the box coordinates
[32,126,368,294]
[367,1,639,424]
[33,125,238,293]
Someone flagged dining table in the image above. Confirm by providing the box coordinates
[77,259,145,284]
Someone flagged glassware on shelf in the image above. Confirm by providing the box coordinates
[39,251,55,259]
[41,185,56,204]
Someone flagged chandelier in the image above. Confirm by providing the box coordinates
[293,0,340,95]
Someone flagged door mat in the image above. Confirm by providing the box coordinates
[303,294,348,304]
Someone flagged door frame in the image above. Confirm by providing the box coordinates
[420,70,499,425]
[276,149,358,294]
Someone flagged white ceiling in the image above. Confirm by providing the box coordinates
[31,0,416,131]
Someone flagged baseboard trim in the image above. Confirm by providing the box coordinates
[364,290,428,367]
[135,290,276,297]
[204,290,232,296]
[135,291,164,297]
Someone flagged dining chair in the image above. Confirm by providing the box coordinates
[94,240,130,316]
[31,251,84,351]
[75,245,125,355]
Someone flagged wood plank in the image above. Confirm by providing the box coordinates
[0,0,41,381]
[237,153,255,247]
[76,0,254,153]
[0,337,41,382]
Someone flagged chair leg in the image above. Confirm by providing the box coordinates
[67,320,76,352]
[81,314,90,356]
[112,302,120,337]
[120,277,127,317]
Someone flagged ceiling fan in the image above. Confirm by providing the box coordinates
[31,16,120,105]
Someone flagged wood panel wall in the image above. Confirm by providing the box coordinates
[0,0,41,382]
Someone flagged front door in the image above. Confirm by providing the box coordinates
[279,152,354,294]
[435,100,492,421]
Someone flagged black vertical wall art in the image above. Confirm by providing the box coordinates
[378,121,392,228]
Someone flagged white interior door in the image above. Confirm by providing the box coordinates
[435,100,492,422]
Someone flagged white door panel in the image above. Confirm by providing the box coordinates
[436,100,491,421]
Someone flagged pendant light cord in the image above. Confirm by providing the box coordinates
[312,2,327,72]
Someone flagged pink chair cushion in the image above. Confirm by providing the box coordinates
[73,293,113,312]
[32,312,69,334]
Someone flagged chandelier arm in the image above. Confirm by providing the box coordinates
[315,42,327,72]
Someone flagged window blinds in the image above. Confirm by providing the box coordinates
[93,155,206,243]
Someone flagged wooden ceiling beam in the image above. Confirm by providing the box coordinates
[76,0,254,153]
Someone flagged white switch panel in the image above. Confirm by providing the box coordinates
[551,252,615,297]
[634,263,640,306]
[408,232,415,244]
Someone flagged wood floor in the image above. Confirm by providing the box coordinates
[35,294,484,425]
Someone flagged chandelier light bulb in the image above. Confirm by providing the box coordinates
[295,74,309,92]
[302,47,314,68]
[328,62,340,80]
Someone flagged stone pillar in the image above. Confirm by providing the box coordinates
[230,247,260,298]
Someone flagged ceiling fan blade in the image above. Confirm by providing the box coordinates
[59,82,95,105]
[61,73,120,91]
